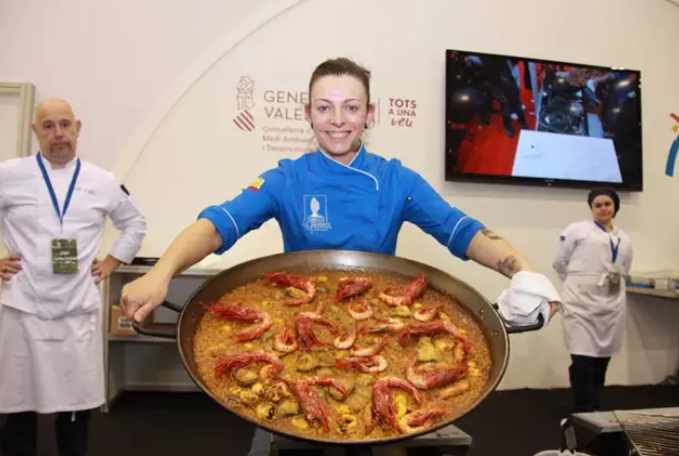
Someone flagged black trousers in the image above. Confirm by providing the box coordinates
[569,354,611,413]
[0,409,92,456]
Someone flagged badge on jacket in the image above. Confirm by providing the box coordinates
[247,177,265,191]
[303,195,331,232]
[52,239,78,274]
[608,265,622,294]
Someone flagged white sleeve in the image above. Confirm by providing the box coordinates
[621,234,634,275]
[552,223,579,281]
[0,163,7,211]
[107,183,147,264]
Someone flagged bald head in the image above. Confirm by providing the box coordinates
[34,98,75,121]
[32,97,81,166]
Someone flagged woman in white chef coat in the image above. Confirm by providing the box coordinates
[0,98,146,456]
[553,188,633,413]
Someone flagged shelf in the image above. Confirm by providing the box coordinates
[122,382,200,392]
[627,287,679,300]
[103,268,215,412]
[116,264,220,276]
[108,335,176,343]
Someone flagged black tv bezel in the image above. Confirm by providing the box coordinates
[444,49,643,192]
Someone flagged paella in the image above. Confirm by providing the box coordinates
[193,269,492,440]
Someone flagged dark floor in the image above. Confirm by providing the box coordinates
[1,384,677,456]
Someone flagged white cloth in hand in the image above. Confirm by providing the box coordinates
[497,271,561,327]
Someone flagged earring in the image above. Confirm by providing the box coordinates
[364,123,369,129]
[310,122,314,129]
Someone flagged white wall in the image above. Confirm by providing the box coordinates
[2,0,678,390]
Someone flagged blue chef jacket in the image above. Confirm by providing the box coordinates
[198,146,484,259]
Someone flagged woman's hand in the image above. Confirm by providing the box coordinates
[496,271,562,327]
[91,255,121,283]
[120,219,222,323]
[121,270,170,323]
[0,255,22,281]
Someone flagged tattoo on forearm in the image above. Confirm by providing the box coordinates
[497,256,520,278]
[482,229,503,240]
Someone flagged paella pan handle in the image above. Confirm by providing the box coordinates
[492,303,545,333]
[130,301,182,339]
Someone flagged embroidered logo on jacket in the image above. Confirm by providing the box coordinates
[75,186,96,195]
[303,195,331,231]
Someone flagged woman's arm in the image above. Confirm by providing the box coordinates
[121,219,222,322]
[466,228,559,318]
[465,229,532,277]
[552,224,578,281]
[621,234,634,275]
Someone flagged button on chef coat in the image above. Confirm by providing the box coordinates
[199,146,484,258]
[0,154,147,319]
[553,220,633,357]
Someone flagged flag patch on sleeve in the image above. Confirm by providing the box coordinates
[247,177,265,191]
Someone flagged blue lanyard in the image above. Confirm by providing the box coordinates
[594,221,620,263]
[36,153,81,226]
[664,134,679,177]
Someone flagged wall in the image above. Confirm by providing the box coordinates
[1,0,678,389]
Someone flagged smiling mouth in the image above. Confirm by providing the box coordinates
[326,131,350,139]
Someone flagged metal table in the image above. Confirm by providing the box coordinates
[566,407,679,454]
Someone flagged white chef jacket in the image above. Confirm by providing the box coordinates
[0,153,146,413]
[0,154,146,318]
[552,220,633,357]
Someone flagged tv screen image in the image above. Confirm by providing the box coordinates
[445,49,642,190]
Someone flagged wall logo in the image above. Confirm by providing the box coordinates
[303,194,331,231]
[387,97,417,128]
[234,76,256,132]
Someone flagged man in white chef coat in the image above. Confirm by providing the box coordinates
[0,98,146,456]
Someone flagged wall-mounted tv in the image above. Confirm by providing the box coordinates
[445,49,642,191]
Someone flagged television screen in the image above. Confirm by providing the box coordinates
[445,49,642,190]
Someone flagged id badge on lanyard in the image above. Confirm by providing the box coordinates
[52,239,78,273]
[609,265,622,294]
[37,154,81,274]
[595,222,622,294]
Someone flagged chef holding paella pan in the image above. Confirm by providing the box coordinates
[121,57,561,452]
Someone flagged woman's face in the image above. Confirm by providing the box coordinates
[590,195,616,225]
[306,74,374,163]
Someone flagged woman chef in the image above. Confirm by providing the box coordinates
[121,58,561,454]
[0,98,147,456]
[553,188,633,412]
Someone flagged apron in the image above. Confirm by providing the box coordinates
[561,273,625,357]
[0,305,104,413]
[557,223,630,357]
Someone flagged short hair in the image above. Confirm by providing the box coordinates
[308,58,371,105]
[587,187,620,215]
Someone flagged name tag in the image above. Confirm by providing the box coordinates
[608,265,622,294]
[52,238,78,274]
